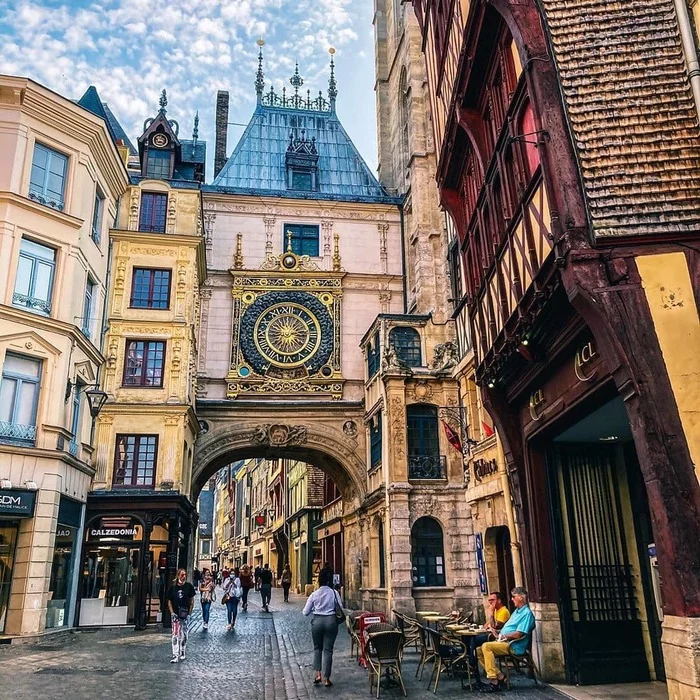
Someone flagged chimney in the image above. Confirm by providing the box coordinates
[214,90,229,179]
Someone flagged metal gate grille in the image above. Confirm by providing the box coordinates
[558,448,637,623]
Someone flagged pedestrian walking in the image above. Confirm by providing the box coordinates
[259,563,273,611]
[167,568,196,663]
[302,567,343,687]
[254,565,262,592]
[193,567,201,586]
[281,563,292,602]
[221,568,242,631]
[239,563,253,611]
[199,568,216,631]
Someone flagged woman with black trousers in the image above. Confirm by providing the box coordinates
[302,568,342,687]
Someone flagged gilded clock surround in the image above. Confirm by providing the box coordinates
[227,247,344,399]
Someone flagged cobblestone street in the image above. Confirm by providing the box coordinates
[0,590,564,700]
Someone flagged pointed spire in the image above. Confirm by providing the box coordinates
[290,62,304,97]
[255,37,265,104]
[328,48,337,112]
[192,111,199,143]
[159,89,168,113]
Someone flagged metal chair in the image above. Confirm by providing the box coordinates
[415,623,437,680]
[347,610,369,660]
[497,634,539,688]
[366,630,407,698]
[426,628,469,693]
[393,610,420,653]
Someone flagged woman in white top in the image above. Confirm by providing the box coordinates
[303,568,342,686]
[222,568,242,631]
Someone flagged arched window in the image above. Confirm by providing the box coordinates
[411,517,446,587]
[390,327,422,367]
[406,404,443,479]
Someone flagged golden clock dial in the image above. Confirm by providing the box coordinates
[254,302,321,368]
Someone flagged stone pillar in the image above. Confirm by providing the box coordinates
[387,483,415,615]
[6,482,60,636]
[529,601,566,683]
[662,616,700,700]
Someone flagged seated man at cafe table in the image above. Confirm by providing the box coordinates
[476,586,536,691]
[467,591,511,677]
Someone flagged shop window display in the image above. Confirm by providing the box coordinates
[0,524,18,632]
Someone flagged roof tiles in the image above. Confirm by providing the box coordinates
[541,0,700,237]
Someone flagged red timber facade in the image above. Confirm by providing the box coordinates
[415,0,700,695]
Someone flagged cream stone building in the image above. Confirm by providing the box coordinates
[77,92,206,630]
[0,77,128,637]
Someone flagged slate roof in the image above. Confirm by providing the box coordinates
[77,86,136,155]
[541,0,700,238]
[210,104,396,203]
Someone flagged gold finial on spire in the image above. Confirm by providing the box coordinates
[234,233,244,269]
[332,232,342,272]
[286,230,294,253]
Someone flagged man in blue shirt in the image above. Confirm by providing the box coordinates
[476,586,536,691]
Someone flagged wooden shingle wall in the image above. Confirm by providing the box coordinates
[541,0,700,237]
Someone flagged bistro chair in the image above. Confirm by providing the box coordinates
[496,633,539,688]
[347,610,369,660]
[415,624,437,680]
[367,630,407,698]
[426,628,470,693]
[393,610,420,653]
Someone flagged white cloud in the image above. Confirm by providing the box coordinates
[0,0,379,174]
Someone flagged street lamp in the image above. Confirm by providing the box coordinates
[84,385,108,419]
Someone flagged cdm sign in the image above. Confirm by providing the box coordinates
[0,489,37,517]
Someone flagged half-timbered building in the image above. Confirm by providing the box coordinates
[414,0,700,695]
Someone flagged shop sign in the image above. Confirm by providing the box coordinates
[87,517,139,541]
[475,533,487,594]
[56,526,76,542]
[574,341,598,382]
[473,458,499,482]
[319,522,342,539]
[0,489,36,518]
[322,500,343,523]
[528,388,546,421]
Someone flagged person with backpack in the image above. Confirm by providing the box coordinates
[198,568,216,631]
[281,563,292,602]
[221,567,242,631]
[239,563,254,611]
[302,567,344,686]
[167,568,196,663]
[259,563,273,612]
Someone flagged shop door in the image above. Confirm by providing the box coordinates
[494,527,515,602]
[549,445,648,684]
[0,523,18,633]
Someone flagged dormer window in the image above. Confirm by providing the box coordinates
[286,129,318,191]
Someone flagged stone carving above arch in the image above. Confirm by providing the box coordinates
[250,423,308,447]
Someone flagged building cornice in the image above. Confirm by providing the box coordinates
[0,191,83,229]
[0,304,104,365]
[0,443,96,477]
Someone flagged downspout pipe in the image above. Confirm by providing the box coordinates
[675,0,700,118]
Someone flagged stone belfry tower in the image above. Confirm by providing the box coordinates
[373,0,450,321]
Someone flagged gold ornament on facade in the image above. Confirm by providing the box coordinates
[234,232,244,270]
[332,232,343,272]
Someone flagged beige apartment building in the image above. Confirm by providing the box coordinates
[0,76,128,637]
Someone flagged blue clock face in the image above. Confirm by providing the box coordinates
[239,291,334,374]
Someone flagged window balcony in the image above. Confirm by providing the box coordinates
[0,421,37,445]
[68,439,79,457]
[28,189,64,212]
[408,454,447,480]
[12,293,51,315]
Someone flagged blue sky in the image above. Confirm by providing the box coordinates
[0,0,379,179]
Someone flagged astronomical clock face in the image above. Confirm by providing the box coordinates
[254,302,321,368]
[238,291,334,376]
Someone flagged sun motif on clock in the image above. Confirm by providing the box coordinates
[255,303,321,367]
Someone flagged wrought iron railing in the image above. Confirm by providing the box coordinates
[12,292,51,315]
[0,421,37,444]
[261,86,330,112]
[68,440,79,457]
[408,454,447,480]
[28,189,64,211]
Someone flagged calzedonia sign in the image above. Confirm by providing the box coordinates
[0,489,37,518]
[88,518,139,541]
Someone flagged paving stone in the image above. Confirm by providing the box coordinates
[0,589,564,700]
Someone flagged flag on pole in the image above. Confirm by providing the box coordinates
[481,421,495,438]
[442,420,463,453]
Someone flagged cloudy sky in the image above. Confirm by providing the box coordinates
[0,0,379,178]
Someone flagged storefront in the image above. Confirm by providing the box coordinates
[46,496,83,629]
[78,491,196,629]
[317,521,343,587]
[0,488,36,633]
